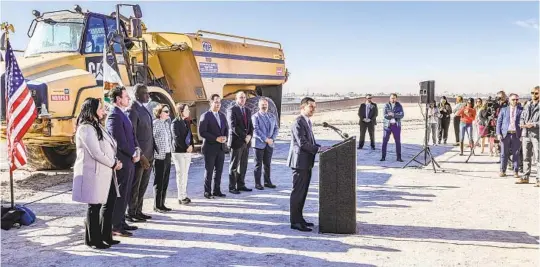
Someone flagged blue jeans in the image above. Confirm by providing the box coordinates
[460,122,473,144]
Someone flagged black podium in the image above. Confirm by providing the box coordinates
[318,137,357,234]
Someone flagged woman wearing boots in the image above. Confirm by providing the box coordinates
[456,98,477,155]
[72,98,122,249]
[153,104,174,212]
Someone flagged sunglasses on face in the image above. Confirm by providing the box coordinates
[532,92,539,95]
[510,99,519,102]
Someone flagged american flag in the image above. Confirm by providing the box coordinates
[5,40,37,171]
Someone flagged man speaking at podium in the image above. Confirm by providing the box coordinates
[287,97,330,232]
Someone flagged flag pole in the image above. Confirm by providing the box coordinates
[2,22,15,209]
[9,169,14,208]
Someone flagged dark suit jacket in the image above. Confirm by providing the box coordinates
[227,105,254,149]
[172,118,194,153]
[287,115,320,170]
[128,101,155,161]
[358,102,378,125]
[198,110,229,154]
[106,106,139,162]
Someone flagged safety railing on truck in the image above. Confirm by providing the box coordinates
[194,30,282,50]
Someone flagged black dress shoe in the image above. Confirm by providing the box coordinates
[204,192,214,199]
[357,146,362,150]
[238,187,252,192]
[255,184,264,190]
[138,213,152,220]
[264,183,276,189]
[126,214,146,223]
[229,189,240,194]
[291,223,312,232]
[104,239,121,245]
[88,242,111,249]
[154,207,167,213]
[123,224,138,231]
[213,192,226,197]
[397,158,404,162]
[161,206,172,212]
[380,158,386,161]
[303,222,315,227]
[371,147,376,150]
[112,229,132,237]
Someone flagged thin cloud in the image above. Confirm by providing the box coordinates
[514,18,539,29]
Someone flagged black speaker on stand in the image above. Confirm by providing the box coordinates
[404,80,442,173]
[419,80,435,104]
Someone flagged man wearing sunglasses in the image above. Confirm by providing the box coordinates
[496,93,523,178]
[358,94,378,150]
[519,86,540,186]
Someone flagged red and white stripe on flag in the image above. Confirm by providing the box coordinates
[5,40,37,171]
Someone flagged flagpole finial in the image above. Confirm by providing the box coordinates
[1,22,15,41]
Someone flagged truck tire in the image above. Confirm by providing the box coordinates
[26,145,76,170]
[220,96,280,125]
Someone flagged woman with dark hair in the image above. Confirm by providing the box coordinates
[473,98,483,146]
[453,96,465,146]
[153,104,174,212]
[72,97,122,249]
[171,103,195,204]
[438,96,452,144]
[456,98,477,155]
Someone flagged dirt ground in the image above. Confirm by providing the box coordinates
[1,104,539,267]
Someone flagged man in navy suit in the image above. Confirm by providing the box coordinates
[227,91,254,194]
[496,93,523,178]
[127,84,154,223]
[198,94,229,199]
[287,97,330,232]
[106,86,141,237]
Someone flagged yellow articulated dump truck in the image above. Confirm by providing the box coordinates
[0,4,288,170]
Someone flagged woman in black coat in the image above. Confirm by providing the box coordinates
[171,103,195,204]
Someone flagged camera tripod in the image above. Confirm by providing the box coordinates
[402,103,442,173]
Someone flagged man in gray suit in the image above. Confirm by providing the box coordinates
[287,97,330,232]
[127,84,154,222]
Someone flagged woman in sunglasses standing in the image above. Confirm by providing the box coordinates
[152,104,174,212]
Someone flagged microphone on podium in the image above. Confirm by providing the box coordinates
[322,122,349,140]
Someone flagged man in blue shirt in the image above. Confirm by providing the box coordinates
[251,97,279,190]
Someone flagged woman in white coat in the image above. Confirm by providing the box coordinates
[72,98,123,249]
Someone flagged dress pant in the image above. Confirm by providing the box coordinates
[128,160,153,216]
[229,143,249,190]
[86,179,117,245]
[438,117,450,143]
[254,145,274,185]
[359,122,375,149]
[204,149,225,194]
[453,116,461,143]
[500,133,521,173]
[112,159,134,230]
[172,153,191,200]
[290,168,312,224]
[154,153,172,209]
[381,124,401,159]
[522,136,540,181]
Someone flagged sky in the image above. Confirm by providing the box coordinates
[1,1,539,96]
